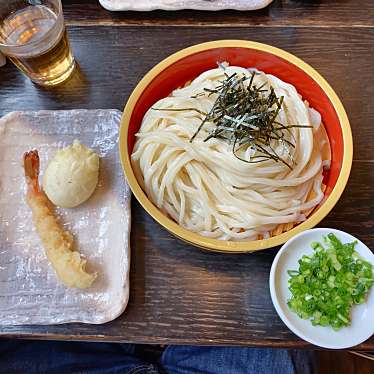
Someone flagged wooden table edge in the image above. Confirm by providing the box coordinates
[0,332,373,351]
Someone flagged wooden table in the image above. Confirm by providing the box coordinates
[1,0,373,349]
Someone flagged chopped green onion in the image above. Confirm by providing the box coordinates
[287,233,374,330]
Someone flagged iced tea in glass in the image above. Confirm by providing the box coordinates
[0,0,75,86]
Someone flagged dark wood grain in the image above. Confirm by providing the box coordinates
[318,351,374,374]
[0,26,374,348]
[60,0,374,27]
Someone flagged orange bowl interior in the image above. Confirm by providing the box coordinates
[127,47,343,198]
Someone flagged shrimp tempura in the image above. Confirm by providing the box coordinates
[24,150,96,289]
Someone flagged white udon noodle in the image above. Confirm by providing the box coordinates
[132,66,325,241]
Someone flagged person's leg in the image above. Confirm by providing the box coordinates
[0,340,159,374]
[160,346,316,374]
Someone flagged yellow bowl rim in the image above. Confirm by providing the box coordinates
[119,40,353,253]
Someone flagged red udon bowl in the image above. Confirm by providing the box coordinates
[119,40,352,253]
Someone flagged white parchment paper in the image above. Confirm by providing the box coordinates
[99,0,273,11]
[0,109,131,325]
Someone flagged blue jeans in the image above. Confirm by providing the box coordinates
[0,340,315,374]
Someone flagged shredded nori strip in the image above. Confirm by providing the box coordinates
[153,71,312,168]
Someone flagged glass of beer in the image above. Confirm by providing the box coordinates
[0,0,75,86]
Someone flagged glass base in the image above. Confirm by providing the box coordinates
[31,58,76,87]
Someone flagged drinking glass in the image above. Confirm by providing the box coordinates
[0,0,75,86]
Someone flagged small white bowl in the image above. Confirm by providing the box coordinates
[269,228,374,349]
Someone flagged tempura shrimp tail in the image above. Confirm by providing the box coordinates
[24,150,96,289]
